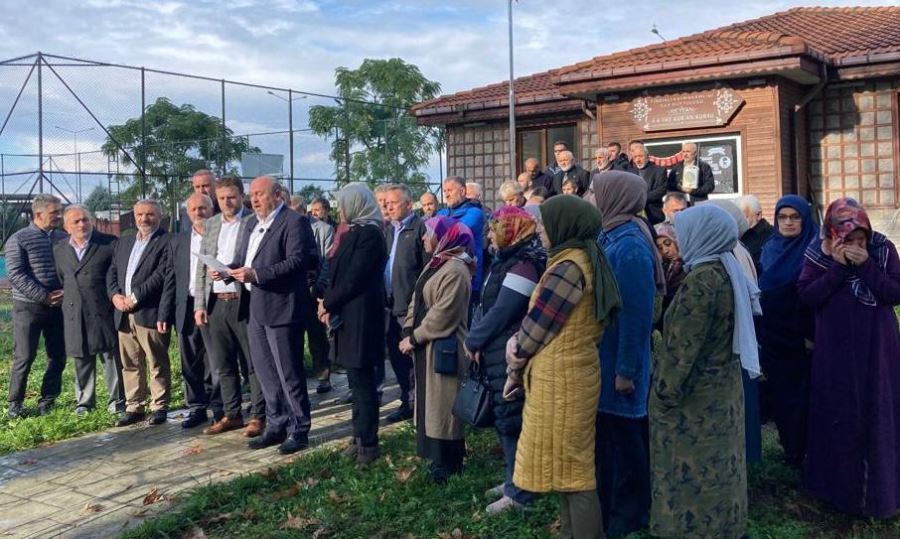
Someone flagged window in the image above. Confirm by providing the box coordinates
[517,124,577,174]
[645,134,743,197]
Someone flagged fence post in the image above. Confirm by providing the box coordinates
[288,89,294,193]
[220,79,226,176]
[37,52,43,193]
[140,67,147,199]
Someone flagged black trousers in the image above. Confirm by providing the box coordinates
[595,412,651,539]
[177,297,223,415]
[73,350,124,411]
[207,295,264,419]
[302,290,331,380]
[761,344,811,465]
[8,300,67,405]
[247,317,311,436]
[385,313,414,405]
[346,365,379,447]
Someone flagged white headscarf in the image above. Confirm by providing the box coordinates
[336,182,382,229]
[674,204,762,379]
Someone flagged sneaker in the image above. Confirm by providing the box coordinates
[38,401,54,416]
[386,403,413,423]
[485,483,505,500]
[74,406,91,418]
[7,402,24,419]
[316,380,332,394]
[181,409,208,429]
[486,495,524,515]
[148,410,168,425]
[115,411,146,427]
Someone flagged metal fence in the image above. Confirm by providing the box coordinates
[0,52,443,246]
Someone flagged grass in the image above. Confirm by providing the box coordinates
[120,424,900,539]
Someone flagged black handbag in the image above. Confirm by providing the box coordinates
[452,361,494,428]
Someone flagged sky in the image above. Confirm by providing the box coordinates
[0,0,894,200]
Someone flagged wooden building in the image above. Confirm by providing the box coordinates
[412,7,900,240]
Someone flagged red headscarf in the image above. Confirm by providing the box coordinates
[427,218,476,273]
[823,197,872,241]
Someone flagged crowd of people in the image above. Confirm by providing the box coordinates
[5,134,900,537]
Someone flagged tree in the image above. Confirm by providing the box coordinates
[296,183,326,202]
[101,97,260,211]
[84,185,112,213]
[308,58,442,190]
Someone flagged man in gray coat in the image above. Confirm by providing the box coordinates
[5,193,67,418]
[55,205,125,416]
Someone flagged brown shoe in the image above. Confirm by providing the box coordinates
[203,415,244,435]
[243,418,264,438]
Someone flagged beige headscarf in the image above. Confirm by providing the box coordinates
[336,182,383,229]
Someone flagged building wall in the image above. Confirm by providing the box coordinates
[595,82,784,213]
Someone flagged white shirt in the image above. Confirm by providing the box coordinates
[188,228,202,298]
[244,202,284,291]
[125,229,155,297]
[69,231,93,262]
[213,209,243,294]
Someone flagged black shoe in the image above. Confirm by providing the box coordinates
[115,411,146,427]
[148,410,168,425]
[386,403,413,423]
[316,380,332,394]
[38,401,54,416]
[278,433,309,454]
[248,430,287,450]
[7,402,24,419]
[181,409,207,429]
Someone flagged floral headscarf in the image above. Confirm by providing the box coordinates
[427,218,476,273]
[822,197,872,241]
[489,206,536,251]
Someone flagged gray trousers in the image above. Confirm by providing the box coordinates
[560,490,604,539]
[73,350,125,412]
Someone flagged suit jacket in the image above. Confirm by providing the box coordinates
[667,160,716,202]
[107,228,174,331]
[193,212,252,315]
[324,224,387,368]
[636,162,669,225]
[171,229,205,334]
[55,232,119,357]
[550,165,591,196]
[237,207,314,327]
[385,214,426,318]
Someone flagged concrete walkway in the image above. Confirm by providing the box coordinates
[0,373,401,538]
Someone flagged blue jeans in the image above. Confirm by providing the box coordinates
[500,432,537,505]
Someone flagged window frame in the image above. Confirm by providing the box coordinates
[644,133,744,198]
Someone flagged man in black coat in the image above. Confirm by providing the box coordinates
[107,199,175,427]
[629,142,668,225]
[55,205,124,416]
[737,194,775,275]
[229,177,314,455]
[549,150,591,196]
[172,193,223,429]
[666,142,715,202]
[383,185,426,422]
[607,142,639,174]
[525,158,551,192]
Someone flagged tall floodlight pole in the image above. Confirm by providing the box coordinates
[55,125,94,202]
[507,0,516,179]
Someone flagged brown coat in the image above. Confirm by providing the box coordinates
[404,258,472,441]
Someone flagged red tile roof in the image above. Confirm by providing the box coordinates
[414,6,900,118]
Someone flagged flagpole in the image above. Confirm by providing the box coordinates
[507,0,516,180]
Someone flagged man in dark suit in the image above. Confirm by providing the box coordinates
[666,141,715,203]
[107,199,175,427]
[229,176,314,454]
[383,184,426,422]
[194,176,266,437]
[172,193,223,429]
[55,205,124,416]
[607,141,639,174]
[179,169,221,231]
[629,141,669,225]
[549,150,591,196]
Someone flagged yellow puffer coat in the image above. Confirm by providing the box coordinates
[513,247,605,493]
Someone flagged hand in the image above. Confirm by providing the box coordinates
[398,337,415,355]
[112,293,129,312]
[615,375,636,395]
[156,321,168,333]
[209,269,225,281]
[502,377,522,401]
[681,185,695,194]
[505,334,527,370]
[844,245,869,266]
[319,312,330,327]
[46,289,64,307]
[832,242,849,266]
[317,298,327,319]
[194,310,208,327]
[228,267,257,284]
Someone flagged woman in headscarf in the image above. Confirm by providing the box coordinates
[591,171,660,538]
[398,217,475,483]
[464,206,547,514]
[650,204,759,539]
[758,195,818,468]
[320,183,388,466]
[706,199,758,282]
[798,197,900,518]
[506,195,621,539]
[653,222,686,319]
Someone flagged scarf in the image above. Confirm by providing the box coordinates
[654,222,685,290]
[336,182,384,229]
[540,195,621,323]
[490,206,537,250]
[428,220,476,274]
[675,204,762,379]
[592,170,666,294]
[759,195,819,291]
[804,197,889,306]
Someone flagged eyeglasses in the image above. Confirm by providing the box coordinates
[776,214,802,222]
